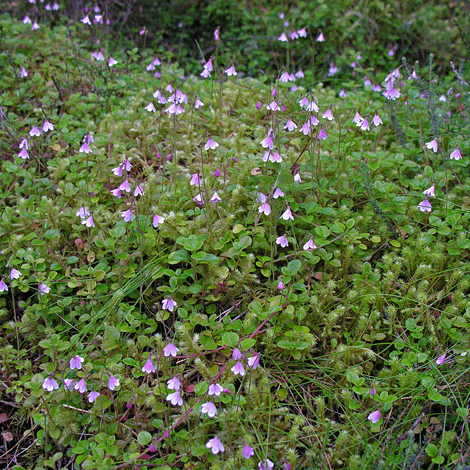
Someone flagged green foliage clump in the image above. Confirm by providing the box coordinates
[0,4,470,470]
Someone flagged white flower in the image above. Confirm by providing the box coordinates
[280,206,294,221]
[39,283,50,295]
[167,377,181,390]
[224,65,237,76]
[42,377,59,392]
[152,214,165,228]
[423,184,435,197]
[284,119,297,131]
[436,353,447,366]
[208,383,224,396]
[43,121,54,132]
[425,139,438,153]
[206,436,224,454]
[303,238,317,250]
[368,410,381,424]
[259,459,274,470]
[162,298,177,312]
[166,391,183,406]
[204,136,219,150]
[450,147,462,160]
[418,199,432,213]
[201,402,217,418]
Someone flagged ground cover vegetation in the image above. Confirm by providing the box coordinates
[1,1,470,469]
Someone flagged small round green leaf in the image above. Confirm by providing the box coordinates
[137,431,152,446]
[222,332,239,348]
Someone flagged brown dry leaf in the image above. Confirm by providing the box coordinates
[3,432,13,442]
[399,228,409,239]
